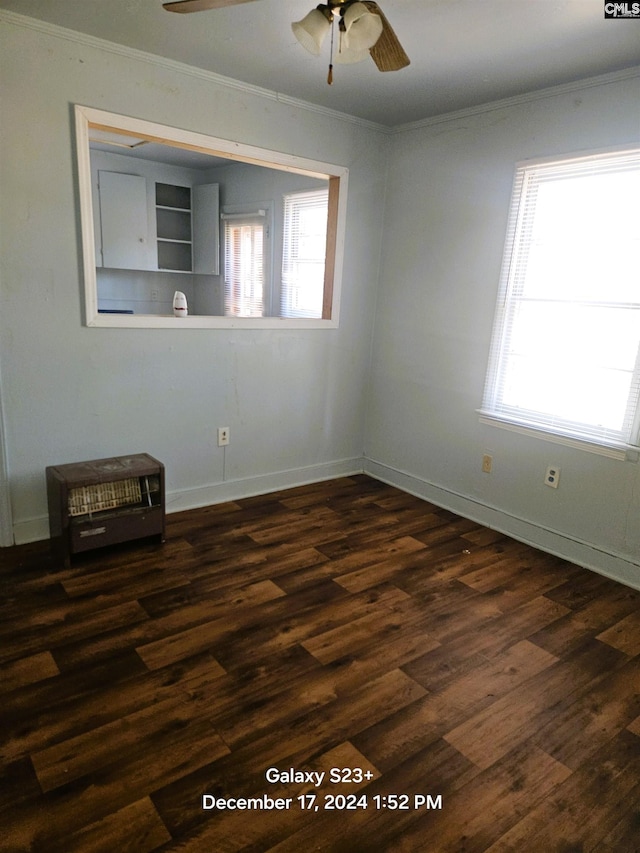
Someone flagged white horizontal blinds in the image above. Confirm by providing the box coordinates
[281,188,329,319]
[482,148,640,448]
[223,213,265,317]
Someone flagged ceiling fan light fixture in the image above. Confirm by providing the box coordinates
[334,45,370,64]
[291,7,332,56]
[340,1,382,51]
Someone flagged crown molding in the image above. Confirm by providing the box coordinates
[392,65,640,134]
[0,9,390,134]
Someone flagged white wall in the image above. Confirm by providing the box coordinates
[366,73,640,587]
[0,15,389,543]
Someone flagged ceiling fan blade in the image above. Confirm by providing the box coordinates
[363,1,410,72]
[163,0,260,12]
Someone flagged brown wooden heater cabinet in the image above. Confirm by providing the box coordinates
[46,454,165,567]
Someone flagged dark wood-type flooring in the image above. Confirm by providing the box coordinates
[2,474,640,852]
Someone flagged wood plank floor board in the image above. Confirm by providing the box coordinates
[0,755,42,814]
[528,584,640,658]
[185,545,332,593]
[206,650,425,751]
[4,714,230,851]
[321,510,468,554]
[0,599,150,668]
[215,666,428,753]
[596,608,640,656]
[398,590,570,664]
[173,644,323,726]
[57,796,172,853]
[30,695,209,793]
[319,533,427,582]
[530,655,640,771]
[388,583,506,647]
[300,608,440,666]
[330,534,530,598]
[388,546,518,598]
[590,775,640,853]
[151,740,381,852]
[542,567,625,609]
[0,581,69,630]
[231,505,345,546]
[458,552,579,613]
[60,565,192,603]
[455,540,552,590]
[3,475,640,851]
[2,660,181,765]
[51,574,337,672]
[389,743,573,853]
[484,729,640,852]
[276,475,376,507]
[203,581,410,672]
[351,638,558,774]
[440,638,631,775]
[264,560,340,595]
[251,738,477,853]
[0,650,60,693]
[135,573,298,630]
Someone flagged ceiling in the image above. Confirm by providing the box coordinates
[2,0,639,126]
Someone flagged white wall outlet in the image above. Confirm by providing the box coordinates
[482,454,493,474]
[217,427,230,447]
[544,466,560,488]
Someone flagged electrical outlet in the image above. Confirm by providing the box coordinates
[482,454,493,474]
[544,466,560,488]
[151,289,159,301]
[217,427,230,447]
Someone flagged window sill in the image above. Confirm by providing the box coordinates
[477,412,639,462]
[87,313,339,330]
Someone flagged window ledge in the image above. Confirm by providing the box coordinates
[477,412,639,462]
[88,314,339,330]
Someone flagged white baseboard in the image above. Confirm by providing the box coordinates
[12,457,365,545]
[164,457,365,514]
[364,458,640,592]
[12,516,49,546]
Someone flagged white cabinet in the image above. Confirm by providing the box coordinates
[193,183,220,275]
[95,169,219,275]
[97,171,151,270]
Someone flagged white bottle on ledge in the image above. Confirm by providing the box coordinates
[173,291,188,317]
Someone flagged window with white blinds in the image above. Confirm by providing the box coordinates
[481,147,640,452]
[223,212,265,317]
[281,188,329,319]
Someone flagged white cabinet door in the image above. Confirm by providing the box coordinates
[98,171,151,270]
[192,183,220,275]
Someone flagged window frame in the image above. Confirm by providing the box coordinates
[74,104,348,329]
[222,204,272,318]
[281,187,330,319]
[480,145,640,459]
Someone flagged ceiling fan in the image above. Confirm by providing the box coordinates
[163,0,410,83]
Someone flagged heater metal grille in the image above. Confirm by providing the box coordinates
[68,477,142,517]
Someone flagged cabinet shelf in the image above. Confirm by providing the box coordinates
[156,183,192,271]
[156,204,189,212]
[156,183,190,209]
